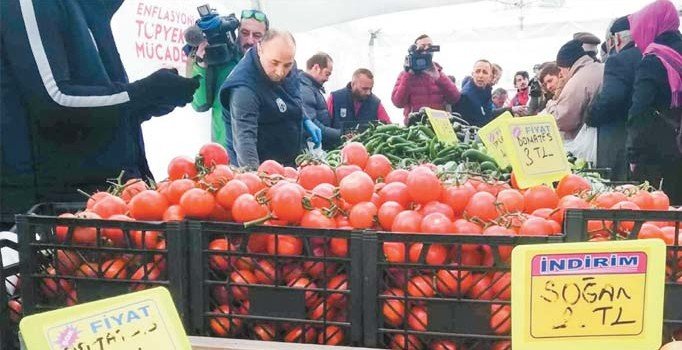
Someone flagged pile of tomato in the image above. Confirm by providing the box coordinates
[9,140,682,349]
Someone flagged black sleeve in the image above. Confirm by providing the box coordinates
[627,56,667,164]
[230,86,261,168]
[587,56,630,127]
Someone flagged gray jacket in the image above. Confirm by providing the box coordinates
[299,71,342,149]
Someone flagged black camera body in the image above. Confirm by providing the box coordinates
[196,4,240,66]
[405,44,440,73]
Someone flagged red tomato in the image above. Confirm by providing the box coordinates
[385,169,410,184]
[284,326,317,343]
[271,183,305,224]
[436,269,473,297]
[128,190,168,221]
[71,211,102,245]
[8,299,22,323]
[131,228,159,249]
[594,191,628,209]
[287,277,319,308]
[491,272,511,300]
[310,183,338,210]
[441,183,475,217]
[298,164,336,190]
[55,213,77,243]
[378,201,405,230]
[267,235,303,256]
[342,142,369,168]
[327,274,349,308]
[335,164,362,183]
[629,190,654,210]
[490,304,511,335]
[231,194,269,223]
[610,201,641,232]
[330,237,349,257]
[199,142,229,167]
[407,305,428,331]
[407,275,435,297]
[253,323,276,341]
[382,288,406,327]
[349,201,378,229]
[168,156,197,180]
[491,340,512,350]
[420,213,454,234]
[464,192,498,222]
[120,179,149,203]
[253,260,276,284]
[384,242,407,263]
[130,263,162,292]
[165,179,196,204]
[339,171,374,204]
[497,189,525,213]
[468,274,494,300]
[55,250,82,275]
[556,174,591,198]
[209,305,238,336]
[637,223,664,240]
[420,201,456,221]
[379,182,412,208]
[365,154,393,180]
[91,195,128,219]
[202,165,234,189]
[216,179,249,210]
[392,210,423,233]
[102,259,128,279]
[409,243,448,265]
[234,172,265,194]
[551,195,589,224]
[86,191,112,209]
[651,191,670,210]
[523,185,559,213]
[76,262,99,278]
[284,166,299,179]
[208,239,234,272]
[230,269,257,300]
[390,334,423,350]
[483,225,515,262]
[258,160,285,176]
[301,209,336,229]
[179,188,215,219]
[407,166,442,204]
[519,217,553,236]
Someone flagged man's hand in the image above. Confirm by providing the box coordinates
[629,163,637,173]
[512,105,528,116]
[304,119,322,147]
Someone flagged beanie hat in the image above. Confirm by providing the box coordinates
[610,16,631,34]
[557,39,588,68]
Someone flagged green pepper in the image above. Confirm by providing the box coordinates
[461,149,497,164]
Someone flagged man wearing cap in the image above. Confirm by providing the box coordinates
[574,32,602,61]
[587,16,642,180]
[544,39,604,141]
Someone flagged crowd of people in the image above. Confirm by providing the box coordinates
[2,0,682,229]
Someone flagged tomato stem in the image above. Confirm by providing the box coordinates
[244,214,273,228]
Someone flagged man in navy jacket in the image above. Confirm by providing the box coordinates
[0,0,199,228]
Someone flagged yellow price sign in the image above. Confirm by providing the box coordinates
[424,108,458,145]
[478,111,512,168]
[20,287,190,350]
[500,114,571,188]
[512,240,666,350]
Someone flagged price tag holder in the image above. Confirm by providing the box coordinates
[478,111,513,168]
[500,114,571,188]
[424,108,458,145]
[20,287,190,350]
[511,239,666,350]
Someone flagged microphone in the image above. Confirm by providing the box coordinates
[184,25,205,47]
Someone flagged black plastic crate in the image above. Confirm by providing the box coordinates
[564,208,682,343]
[1,239,21,350]
[188,221,364,346]
[16,202,189,327]
[363,230,565,350]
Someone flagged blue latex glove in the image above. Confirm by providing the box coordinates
[303,119,322,147]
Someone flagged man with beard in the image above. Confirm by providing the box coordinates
[190,9,270,165]
[326,68,392,133]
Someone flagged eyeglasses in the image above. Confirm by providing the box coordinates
[241,9,268,23]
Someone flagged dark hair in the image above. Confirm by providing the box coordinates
[306,52,333,70]
[353,68,374,80]
[474,59,493,71]
[414,34,430,44]
[539,62,560,82]
[513,71,529,84]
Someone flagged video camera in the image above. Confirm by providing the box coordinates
[405,44,440,73]
[184,4,240,66]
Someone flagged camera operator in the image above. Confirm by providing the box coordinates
[391,34,460,125]
[186,7,270,165]
[528,62,553,114]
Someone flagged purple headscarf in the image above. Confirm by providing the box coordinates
[629,0,682,107]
